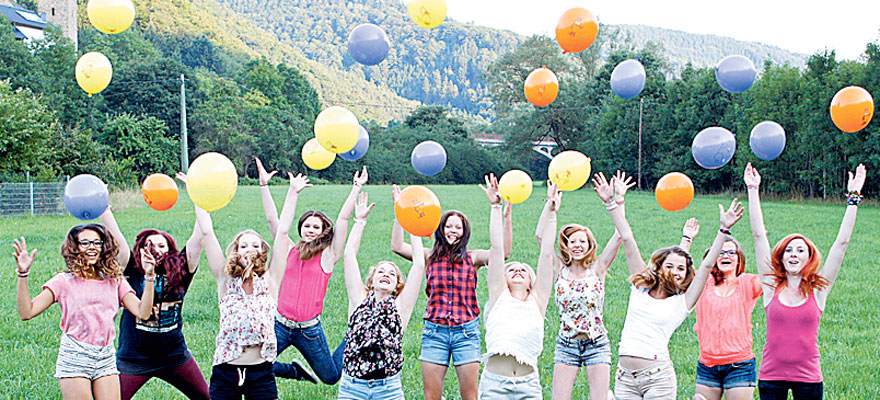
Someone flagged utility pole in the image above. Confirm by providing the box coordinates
[637,98,643,190]
[180,74,189,173]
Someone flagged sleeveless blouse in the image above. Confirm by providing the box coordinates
[343,292,403,379]
[213,275,277,365]
[278,248,331,322]
[484,289,544,370]
[424,251,480,325]
[760,291,823,382]
[555,267,606,340]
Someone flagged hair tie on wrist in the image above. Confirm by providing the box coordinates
[682,235,692,241]
[719,228,731,235]
[259,183,268,187]
[747,185,758,190]
[144,275,156,282]
[17,270,29,278]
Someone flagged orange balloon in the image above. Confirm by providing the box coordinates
[394,185,442,237]
[142,173,179,211]
[830,86,874,133]
[555,7,598,54]
[655,172,694,212]
[524,66,559,107]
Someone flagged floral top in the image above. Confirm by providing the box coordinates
[213,275,277,365]
[555,267,607,340]
[343,292,403,379]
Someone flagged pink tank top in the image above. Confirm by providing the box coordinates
[277,248,331,322]
[759,291,823,382]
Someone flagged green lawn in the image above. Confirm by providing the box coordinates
[2,185,878,399]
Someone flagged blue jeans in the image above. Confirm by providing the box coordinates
[273,320,344,384]
[419,318,481,367]
[337,373,404,400]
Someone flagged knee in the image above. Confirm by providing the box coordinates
[318,369,341,385]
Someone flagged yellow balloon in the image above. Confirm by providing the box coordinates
[498,170,533,204]
[548,151,592,191]
[302,138,336,170]
[75,52,112,97]
[87,0,135,34]
[186,152,238,212]
[407,0,447,29]
[314,106,359,154]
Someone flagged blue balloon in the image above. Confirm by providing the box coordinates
[63,174,109,220]
[339,125,370,161]
[749,121,786,161]
[715,55,756,94]
[347,23,390,66]
[610,59,646,100]
[692,127,736,169]
[411,140,447,176]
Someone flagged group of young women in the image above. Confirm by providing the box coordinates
[13,160,866,400]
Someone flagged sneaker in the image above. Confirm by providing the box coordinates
[291,359,319,384]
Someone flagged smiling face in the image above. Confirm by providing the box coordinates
[715,241,739,274]
[504,262,534,291]
[77,229,103,265]
[661,253,689,284]
[300,216,324,243]
[144,234,170,258]
[783,238,810,275]
[370,262,402,296]
[567,230,591,261]
[443,215,464,245]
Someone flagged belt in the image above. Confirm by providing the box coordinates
[275,311,320,329]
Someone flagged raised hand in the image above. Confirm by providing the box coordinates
[847,163,867,193]
[720,198,744,230]
[289,172,312,193]
[354,192,375,221]
[682,217,700,239]
[391,184,401,203]
[592,172,613,203]
[140,248,157,277]
[479,173,502,204]
[547,181,562,212]
[744,162,761,188]
[353,166,368,187]
[13,237,36,274]
[613,170,636,200]
[255,157,277,186]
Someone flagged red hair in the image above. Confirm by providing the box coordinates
[767,234,829,297]
[133,229,186,291]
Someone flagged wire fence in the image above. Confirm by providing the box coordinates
[0,181,66,216]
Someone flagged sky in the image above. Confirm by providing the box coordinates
[440,0,880,60]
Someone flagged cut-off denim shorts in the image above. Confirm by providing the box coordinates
[553,334,612,367]
[419,318,482,366]
[338,372,404,400]
[696,358,757,389]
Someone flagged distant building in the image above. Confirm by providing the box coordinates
[0,0,76,48]
[36,0,76,48]
[0,2,47,42]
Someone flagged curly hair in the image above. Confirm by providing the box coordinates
[767,234,829,297]
[629,246,694,296]
[558,224,598,269]
[294,210,334,261]
[60,224,122,280]
[132,229,187,291]
[224,230,271,279]
[703,236,747,285]
[428,211,471,265]
[364,261,405,297]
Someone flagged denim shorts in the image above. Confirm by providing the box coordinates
[696,358,757,389]
[55,333,119,380]
[209,362,277,400]
[419,318,481,366]
[338,372,404,400]
[553,334,612,367]
[478,370,542,399]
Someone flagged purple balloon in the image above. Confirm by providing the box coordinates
[749,121,786,161]
[411,140,447,176]
[610,59,646,100]
[692,127,736,169]
[339,125,370,161]
[715,55,757,94]
[63,174,109,220]
[347,23,390,66]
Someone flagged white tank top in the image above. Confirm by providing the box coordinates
[484,289,545,370]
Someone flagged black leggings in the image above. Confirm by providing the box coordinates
[759,380,823,400]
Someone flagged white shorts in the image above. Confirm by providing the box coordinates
[55,333,118,380]
[478,370,542,400]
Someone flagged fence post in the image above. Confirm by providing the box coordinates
[29,181,34,216]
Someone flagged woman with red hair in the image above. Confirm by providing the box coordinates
[744,162,866,400]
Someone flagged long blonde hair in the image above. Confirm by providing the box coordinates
[224,230,271,279]
[558,224,598,269]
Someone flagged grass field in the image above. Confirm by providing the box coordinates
[2,184,878,399]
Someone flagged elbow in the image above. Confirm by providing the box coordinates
[18,312,32,321]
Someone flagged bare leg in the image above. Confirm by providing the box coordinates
[422,361,448,400]
[552,363,580,400]
[723,387,756,400]
[585,363,611,400]
[694,384,723,400]
[92,374,121,400]
[454,362,480,400]
[58,377,93,400]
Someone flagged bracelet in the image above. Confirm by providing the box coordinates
[353,182,363,188]
[17,270,29,278]
[144,275,156,282]
[491,203,503,209]
[719,228,731,235]
[259,183,268,187]
[847,192,863,206]
[682,235,692,241]
[354,219,367,225]
[603,199,615,207]
[747,185,758,190]
[606,203,619,212]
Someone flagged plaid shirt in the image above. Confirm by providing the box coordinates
[423,251,480,325]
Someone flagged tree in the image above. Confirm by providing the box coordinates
[0,81,56,177]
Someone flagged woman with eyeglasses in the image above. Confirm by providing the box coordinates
[15,224,156,400]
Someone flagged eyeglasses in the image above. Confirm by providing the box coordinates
[78,240,104,248]
[719,250,737,256]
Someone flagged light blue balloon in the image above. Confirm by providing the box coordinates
[339,125,370,161]
[749,121,786,161]
[347,23,390,66]
[63,174,109,220]
[715,55,756,94]
[411,140,447,176]
[610,59,646,100]
[692,127,736,169]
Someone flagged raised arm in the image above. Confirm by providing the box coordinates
[121,250,157,319]
[503,201,513,260]
[481,174,506,314]
[534,183,560,315]
[744,163,773,285]
[817,164,865,306]
[594,170,634,277]
[322,167,367,271]
[14,238,54,320]
[678,218,700,253]
[343,193,373,315]
[594,172,646,275]
[535,183,556,245]
[256,157,281,237]
[194,205,227,296]
[272,173,312,282]
[472,175,509,268]
[175,173,205,273]
[398,233,427,334]
[685,199,743,309]
[100,207,130,268]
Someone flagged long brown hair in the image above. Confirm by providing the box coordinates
[132,229,187,291]
[224,230,271,279]
[558,224,598,269]
[629,246,694,296]
[60,224,121,280]
[703,236,747,285]
[428,211,471,264]
[294,210,333,260]
[364,261,405,297]
[767,234,828,297]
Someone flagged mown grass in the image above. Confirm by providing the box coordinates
[1,185,878,399]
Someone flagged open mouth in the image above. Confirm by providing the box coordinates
[379,277,392,285]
